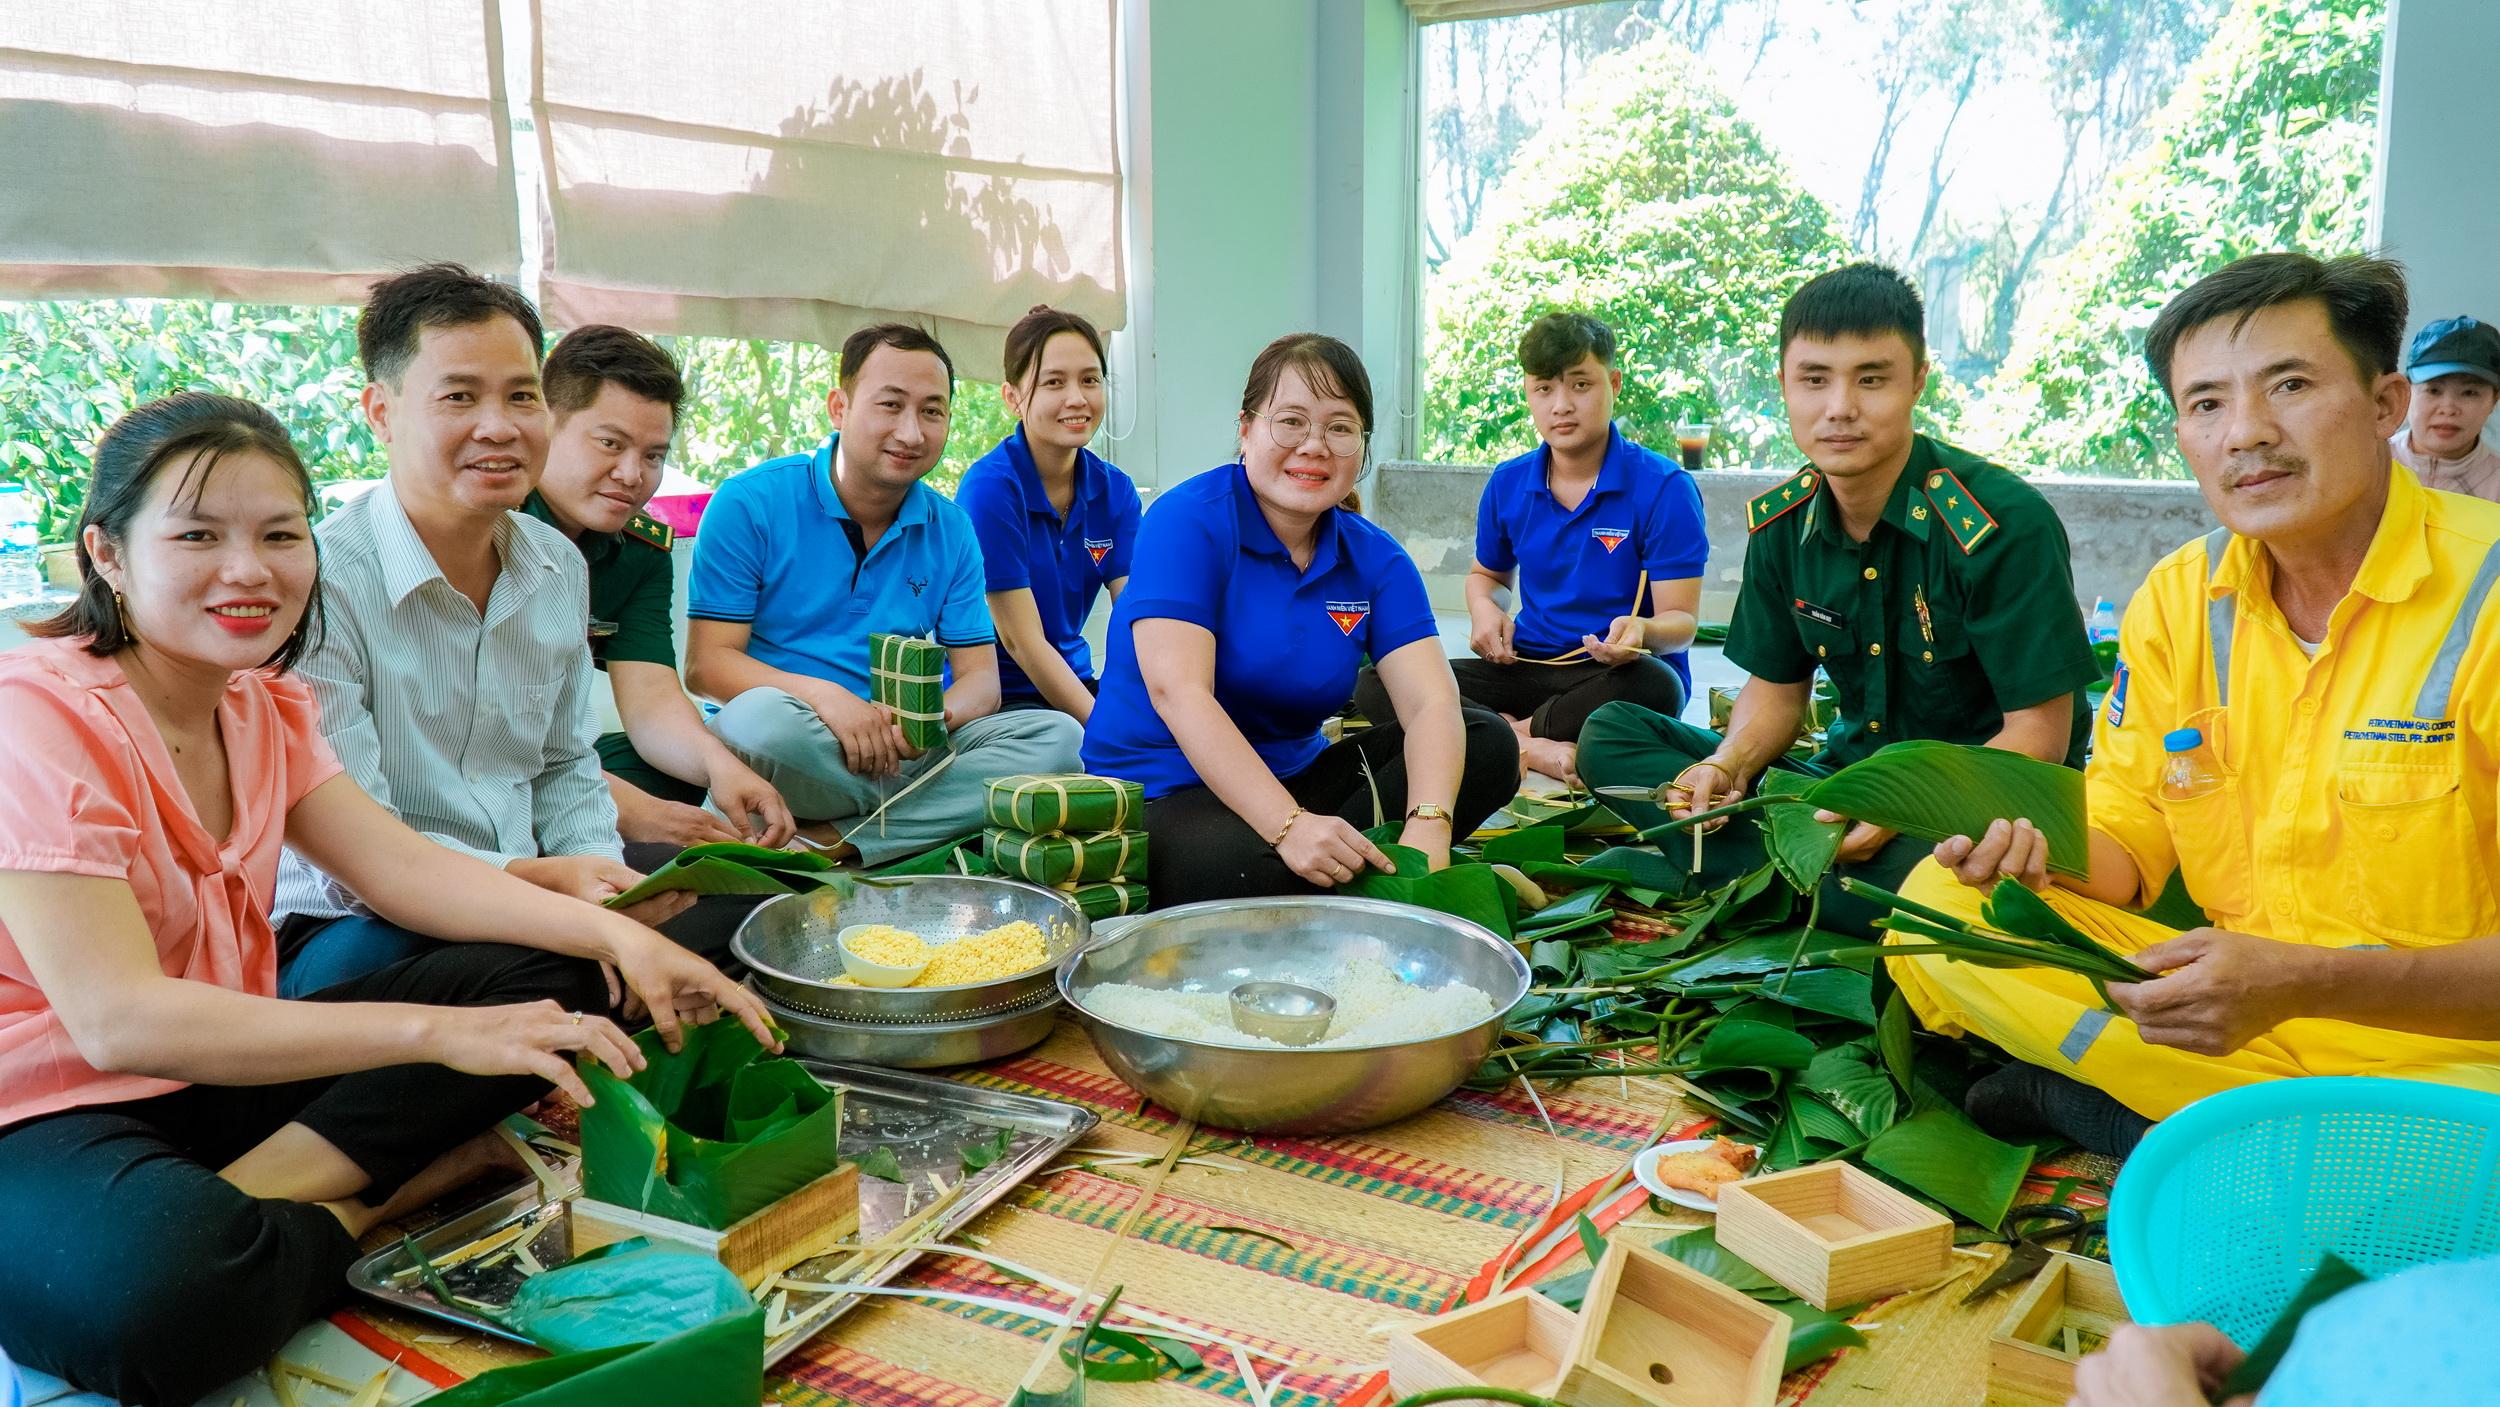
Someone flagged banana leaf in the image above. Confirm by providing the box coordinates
[1644,741,2090,877]
[1747,966,1877,1025]
[605,842,840,909]
[1664,928,1871,983]
[1798,1038,1900,1138]
[1341,838,1519,939]
[420,1308,764,1406]
[1758,772,1848,894]
[2219,1252,2369,1396]
[578,1021,846,1230]
[500,1240,754,1355]
[1877,988,1918,1090]
[874,834,1001,877]
[1477,825,1569,866]
[1860,1106,2034,1230]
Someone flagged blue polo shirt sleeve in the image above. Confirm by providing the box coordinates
[935,513,998,647]
[1120,497,1225,631]
[1472,472,1516,573]
[1643,471,1709,581]
[687,473,766,623]
[1366,544,1439,658]
[956,466,1033,594]
[1103,472,1143,581]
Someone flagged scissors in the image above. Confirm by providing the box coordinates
[1959,1204,2105,1305]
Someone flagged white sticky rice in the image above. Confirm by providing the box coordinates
[1079,957,1498,1049]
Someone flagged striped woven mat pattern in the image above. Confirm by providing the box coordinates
[336,1021,2115,1405]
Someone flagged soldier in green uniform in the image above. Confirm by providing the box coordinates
[528,326,794,851]
[1578,264,2098,927]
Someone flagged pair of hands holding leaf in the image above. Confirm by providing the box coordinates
[1669,759,1895,864]
[1935,816,2301,1057]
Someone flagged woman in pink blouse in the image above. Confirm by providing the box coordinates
[0,393,776,1405]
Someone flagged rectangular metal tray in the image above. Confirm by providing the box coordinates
[347,1058,1097,1366]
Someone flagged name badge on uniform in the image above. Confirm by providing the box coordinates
[1326,600,1371,635]
[1792,598,1845,631]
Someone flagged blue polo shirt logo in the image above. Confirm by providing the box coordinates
[1085,537,1114,568]
[1591,526,1630,553]
[1326,599,1371,635]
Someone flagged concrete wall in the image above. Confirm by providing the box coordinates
[2375,1,2500,348]
[1373,461,2214,621]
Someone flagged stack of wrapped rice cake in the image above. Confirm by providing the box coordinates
[983,774,1148,918]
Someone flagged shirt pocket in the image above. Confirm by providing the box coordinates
[1899,607,1979,712]
[2334,756,2496,943]
[484,677,564,760]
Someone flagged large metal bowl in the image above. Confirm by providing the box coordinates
[755,986,1062,1069]
[733,875,1087,1024]
[1059,896,1529,1134]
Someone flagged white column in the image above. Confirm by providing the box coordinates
[2374,0,2500,338]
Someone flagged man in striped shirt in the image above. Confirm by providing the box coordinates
[273,265,719,996]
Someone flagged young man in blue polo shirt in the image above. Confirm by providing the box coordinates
[1360,312,1704,785]
[684,324,1082,863]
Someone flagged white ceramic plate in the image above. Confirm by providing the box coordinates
[1632,1138,1762,1212]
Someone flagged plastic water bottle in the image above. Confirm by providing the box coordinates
[2088,597,2121,645]
[2160,728,2223,801]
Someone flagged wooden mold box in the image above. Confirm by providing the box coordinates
[572,1161,861,1290]
[1556,1240,1787,1407]
[1386,1288,1579,1400]
[1715,1162,1951,1310]
[1987,1252,2129,1407]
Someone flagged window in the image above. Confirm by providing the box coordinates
[1419,0,2385,478]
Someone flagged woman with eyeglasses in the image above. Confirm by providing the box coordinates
[0,394,772,1404]
[1082,334,1517,906]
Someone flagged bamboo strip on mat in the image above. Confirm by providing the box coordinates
[335,1017,2112,1407]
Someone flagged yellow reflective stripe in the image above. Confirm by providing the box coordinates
[2414,541,2500,719]
[2205,527,2235,708]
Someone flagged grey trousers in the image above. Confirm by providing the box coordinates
[709,688,1084,865]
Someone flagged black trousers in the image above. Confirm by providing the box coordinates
[1144,707,1519,908]
[0,942,605,1406]
[1353,655,1687,743]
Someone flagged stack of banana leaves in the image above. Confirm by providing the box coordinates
[1401,741,2175,1235]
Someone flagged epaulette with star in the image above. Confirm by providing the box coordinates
[623,513,674,551]
[1747,467,1820,533]
[1920,466,1998,553]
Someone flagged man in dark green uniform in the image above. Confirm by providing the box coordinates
[1579,264,2098,925]
[528,325,793,850]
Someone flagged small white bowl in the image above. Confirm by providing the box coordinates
[837,923,930,988]
[1632,1138,1763,1212]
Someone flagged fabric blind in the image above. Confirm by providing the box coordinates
[530,0,1124,379]
[0,1,519,302]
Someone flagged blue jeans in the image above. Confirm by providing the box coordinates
[276,914,434,999]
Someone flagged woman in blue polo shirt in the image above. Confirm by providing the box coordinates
[956,306,1142,722]
[1354,313,1704,787]
[1083,334,1517,906]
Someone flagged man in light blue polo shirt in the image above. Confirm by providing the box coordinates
[1359,311,1705,785]
[684,324,1081,863]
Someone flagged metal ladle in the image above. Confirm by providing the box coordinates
[1228,980,1337,1047]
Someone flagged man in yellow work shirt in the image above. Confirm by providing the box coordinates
[1886,252,2500,1155]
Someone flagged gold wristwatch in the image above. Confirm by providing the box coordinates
[1406,803,1453,823]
